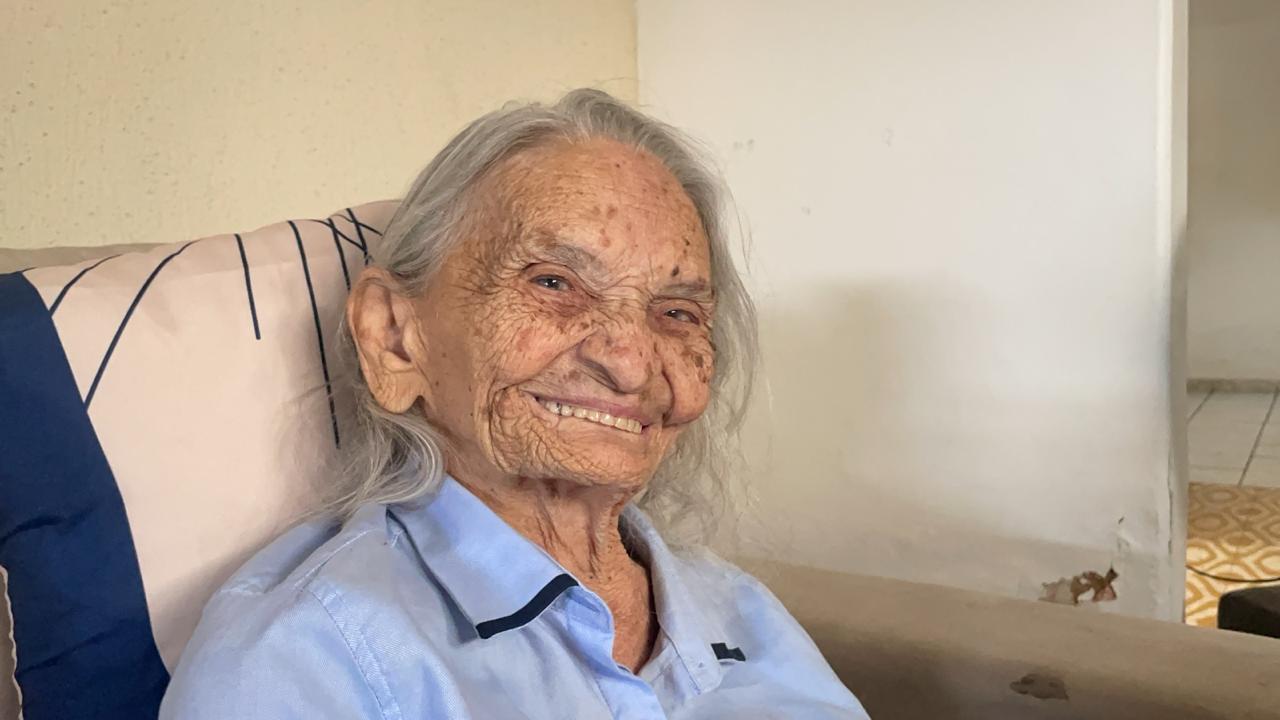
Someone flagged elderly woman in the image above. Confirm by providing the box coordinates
[161,90,868,719]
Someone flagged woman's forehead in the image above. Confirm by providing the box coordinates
[475,139,713,277]
[503,140,698,222]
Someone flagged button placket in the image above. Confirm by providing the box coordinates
[560,588,668,718]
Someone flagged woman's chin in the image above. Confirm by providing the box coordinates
[503,441,658,491]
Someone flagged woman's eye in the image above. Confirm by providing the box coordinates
[532,275,571,292]
[664,308,700,325]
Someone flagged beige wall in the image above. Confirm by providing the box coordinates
[1,3,633,715]
[1187,0,1280,381]
[0,0,636,250]
[640,0,1188,620]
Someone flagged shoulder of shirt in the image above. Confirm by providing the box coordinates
[213,503,399,600]
[668,544,803,615]
[666,543,777,598]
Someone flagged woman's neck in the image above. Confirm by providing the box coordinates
[459,473,638,582]
[453,471,659,672]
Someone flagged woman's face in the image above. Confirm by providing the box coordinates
[368,138,715,494]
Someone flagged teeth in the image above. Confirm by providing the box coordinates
[539,399,643,434]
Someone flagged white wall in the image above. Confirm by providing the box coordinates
[0,0,636,250]
[1187,0,1280,381]
[639,0,1187,619]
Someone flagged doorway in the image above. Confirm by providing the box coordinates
[1183,0,1280,627]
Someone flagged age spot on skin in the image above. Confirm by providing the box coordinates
[679,347,706,368]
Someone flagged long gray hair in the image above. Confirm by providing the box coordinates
[326,88,757,543]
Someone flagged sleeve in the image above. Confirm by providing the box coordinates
[158,586,392,720]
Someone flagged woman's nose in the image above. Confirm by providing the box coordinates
[576,317,657,395]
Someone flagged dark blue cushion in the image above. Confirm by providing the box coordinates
[0,271,168,719]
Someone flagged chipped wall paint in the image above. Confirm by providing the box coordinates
[639,0,1189,620]
[0,0,636,250]
[1040,568,1119,606]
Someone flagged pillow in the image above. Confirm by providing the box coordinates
[0,201,396,719]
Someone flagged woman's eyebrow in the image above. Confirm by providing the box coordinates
[659,280,715,303]
[536,239,607,275]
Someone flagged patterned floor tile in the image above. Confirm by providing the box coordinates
[1185,482,1280,627]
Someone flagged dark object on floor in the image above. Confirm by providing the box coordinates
[1218,586,1280,638]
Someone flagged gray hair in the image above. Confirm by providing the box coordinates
[326,88,758,543]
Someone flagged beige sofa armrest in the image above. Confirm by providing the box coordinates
[751,562,1280,720]
[1,570,16,720]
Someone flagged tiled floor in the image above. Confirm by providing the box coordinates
[1187,390,1280,487]
[1185,390,1280,627]
[1185,483,1280,627]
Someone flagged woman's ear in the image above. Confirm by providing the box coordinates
[347,267,431,413]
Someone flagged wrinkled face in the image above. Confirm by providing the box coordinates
[406,139,714,492]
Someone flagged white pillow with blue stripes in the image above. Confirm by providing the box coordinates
[0,201,395,719]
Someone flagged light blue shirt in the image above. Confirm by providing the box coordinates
[161,476,869,719]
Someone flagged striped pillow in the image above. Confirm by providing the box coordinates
[0,201,395,719]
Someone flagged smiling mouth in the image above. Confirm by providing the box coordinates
[532,395,645,434]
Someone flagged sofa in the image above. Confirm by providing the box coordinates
[2,220,1278,720]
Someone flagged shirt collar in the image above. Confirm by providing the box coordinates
[387,475,732,691]
[620,505,729,692]
[387,475,575,640]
